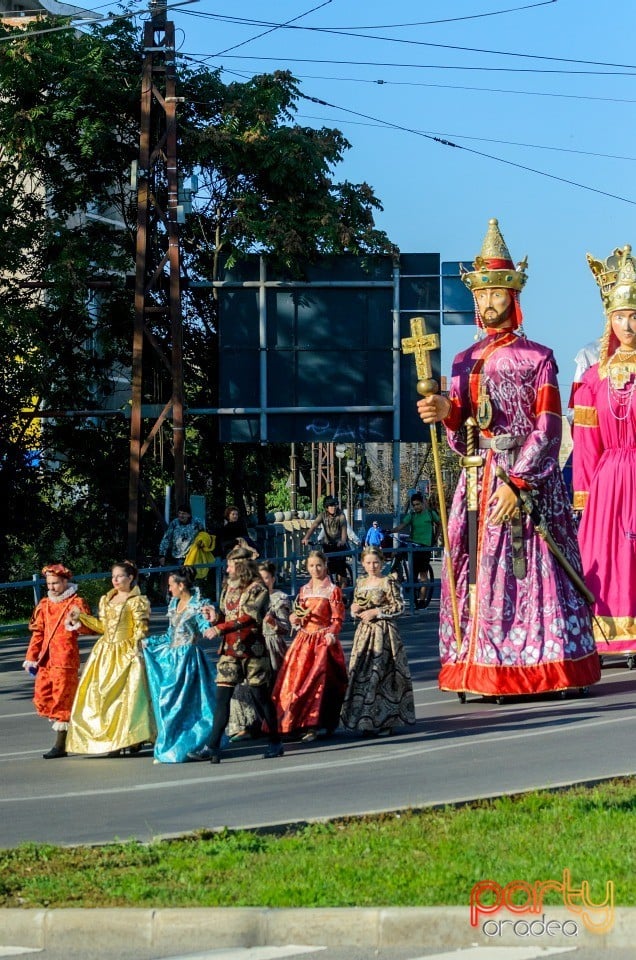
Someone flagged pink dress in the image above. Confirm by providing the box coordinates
[574,363,636,656]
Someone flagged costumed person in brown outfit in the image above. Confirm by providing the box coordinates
[188,544,283,763]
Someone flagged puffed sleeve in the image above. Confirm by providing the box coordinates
[572,368,602,511]
[507,351,563,488]
[327,585,345,636]
[241,582,270,626]
[127,594,151,646]
[379,576,405,619]
[268,592,291,637]
[25,600,46,661]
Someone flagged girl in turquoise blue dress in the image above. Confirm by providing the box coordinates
[144,567,216,763]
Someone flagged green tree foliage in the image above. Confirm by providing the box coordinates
[0,15,392,597]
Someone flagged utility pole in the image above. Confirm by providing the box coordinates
[127,0,185,558]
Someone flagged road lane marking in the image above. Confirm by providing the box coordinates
[0,949,42,956]
[407,948,575,959]
[2,710,636,803]
[157,948,324,960]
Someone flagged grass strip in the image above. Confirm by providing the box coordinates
[1,777,634,909]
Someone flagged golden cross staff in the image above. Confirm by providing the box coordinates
[401,317,462,649]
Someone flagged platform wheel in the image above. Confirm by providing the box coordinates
[457,692,466,704]
[578,686,590,697]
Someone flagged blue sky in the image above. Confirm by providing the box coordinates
[126,1,636,393]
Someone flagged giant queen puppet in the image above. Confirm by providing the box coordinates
[573,245,636,664]
[417,218,600,699]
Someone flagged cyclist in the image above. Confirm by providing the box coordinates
[301,496,348,588]
[393,492,440,608]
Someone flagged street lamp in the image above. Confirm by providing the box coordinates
[344,461,355,522]
[355,474,366,530]
[335,444,347,505]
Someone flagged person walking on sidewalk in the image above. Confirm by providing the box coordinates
[159,505,205,567]
[364,520,385,548]
[393,492,439,608]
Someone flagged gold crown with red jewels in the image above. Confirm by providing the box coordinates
[460,218,528,292]
[587,244,636,315]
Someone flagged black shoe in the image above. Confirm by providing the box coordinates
[187,746,219,763]
[43,730,67,759]
[263,743,284,759]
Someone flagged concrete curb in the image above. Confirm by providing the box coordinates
[1,907,634,951]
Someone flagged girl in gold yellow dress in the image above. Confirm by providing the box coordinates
[66,561,156,755]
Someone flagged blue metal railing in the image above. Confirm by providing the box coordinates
[0,543,441,636]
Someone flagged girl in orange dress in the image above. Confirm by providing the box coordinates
[272,550,347,740]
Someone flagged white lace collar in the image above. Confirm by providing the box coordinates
[47,583,78,603]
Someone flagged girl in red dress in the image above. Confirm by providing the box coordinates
[272,550,347,741]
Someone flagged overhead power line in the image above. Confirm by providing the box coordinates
[292,112,636,163]
[213,0,333,57]
[308,1,558,29]
[177,10,636,72]
[297,91,636,206]
[217,65,636,105]
[179,51,636,77]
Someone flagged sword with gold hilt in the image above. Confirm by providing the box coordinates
[401,316,462,651]
[495,466,595,605]
[462,417,483,618]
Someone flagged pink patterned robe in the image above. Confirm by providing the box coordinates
[574,363,636,655]
[439,331,600,697]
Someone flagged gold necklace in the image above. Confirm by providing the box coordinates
[608,350,636,390]
[607,353,636,420]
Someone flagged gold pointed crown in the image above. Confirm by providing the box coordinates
[460,218,528,293]
[587,244,636,315]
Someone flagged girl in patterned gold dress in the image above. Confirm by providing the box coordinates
[341,546,415,737]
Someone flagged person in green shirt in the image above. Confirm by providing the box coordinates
[393,492,440,607]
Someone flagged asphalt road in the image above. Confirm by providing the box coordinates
[2,598,636,848]
[3,944,635,960]
[0,942,634,960]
